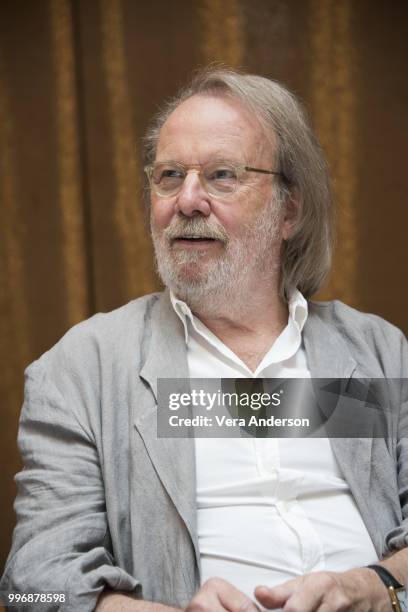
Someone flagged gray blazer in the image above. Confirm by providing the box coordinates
[2,291,408,611]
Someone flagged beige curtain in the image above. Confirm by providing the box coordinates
[1,0,407,572]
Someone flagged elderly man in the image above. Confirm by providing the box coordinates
[2,68,408,612]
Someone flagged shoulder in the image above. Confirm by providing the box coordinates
[20,292,169,437]
[308,299,408,374]
[309,298,405,336]
[26,292,163,391]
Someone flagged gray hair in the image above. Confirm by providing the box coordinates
[143,67,334,299]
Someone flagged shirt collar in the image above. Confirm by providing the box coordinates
[288,288,308,333]
[170,288,308,344]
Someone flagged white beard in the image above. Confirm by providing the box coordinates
[151,195,284,316]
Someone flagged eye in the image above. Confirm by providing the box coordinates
[153,165,185,184]
[209,167,236,180]
[161,168,184,179]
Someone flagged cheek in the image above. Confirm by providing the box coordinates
[212,187,271,234]
[150,197,175,231]
[211,204,253,236]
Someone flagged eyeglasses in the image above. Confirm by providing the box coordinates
[144,160,285,198]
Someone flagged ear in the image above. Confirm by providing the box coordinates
[282,188,302,241]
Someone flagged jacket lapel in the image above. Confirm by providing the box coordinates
[303,305,374,514]
[136,291,199,566]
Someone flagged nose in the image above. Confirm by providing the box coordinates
[174,170,211,217]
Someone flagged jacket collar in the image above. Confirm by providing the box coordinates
[303,302,358,379]
[139,290,190,398]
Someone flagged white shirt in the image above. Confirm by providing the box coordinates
[170,290,378,603]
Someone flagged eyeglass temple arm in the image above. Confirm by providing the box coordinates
[244,166,281,176]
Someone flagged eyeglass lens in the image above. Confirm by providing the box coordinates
[150,162,239,196]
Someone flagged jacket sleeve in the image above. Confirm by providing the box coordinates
[0,357,141,612]
[384,329,408,552]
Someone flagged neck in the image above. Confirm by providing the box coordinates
[195,290,287,336]
[185,283,289,372]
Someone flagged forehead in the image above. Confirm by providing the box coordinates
[155,94,275,163]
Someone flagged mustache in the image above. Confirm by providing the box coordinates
[163,217,229,244]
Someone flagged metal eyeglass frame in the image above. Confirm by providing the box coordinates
[144,160,286,198]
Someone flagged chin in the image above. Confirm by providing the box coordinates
[172,262,217,293]
[169,253,211,279]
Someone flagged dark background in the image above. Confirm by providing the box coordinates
[1,0,407,576]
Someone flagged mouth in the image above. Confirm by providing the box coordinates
[172,236,220,249]
[173,234,216,242]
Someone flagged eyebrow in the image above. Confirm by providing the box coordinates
[154,156,246,166]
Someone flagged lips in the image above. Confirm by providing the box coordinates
[173,236,216,242]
